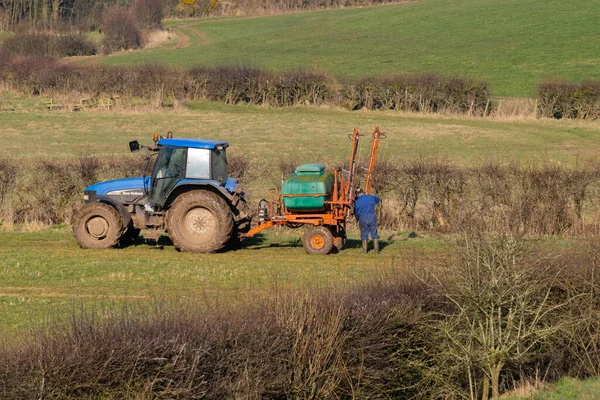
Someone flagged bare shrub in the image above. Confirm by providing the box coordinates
[1,57,484,115]
[186,66,330,106]
[101,6,142,54]
[28,160,82,224]
[227,152,249,181]
[340,74,491,116]
[537,81,600,120]
[0,158,18,226]
[1,30,95,57]
[0,48,13,71]
[0,275,440,399]
[367,158,598,235]
[54,31,96,56]
[77,155,102,186]
[515,165,595,235]
[132,0,164,29]
[562,278,600,376]
[436,234,570,399]
[2,31,55,57]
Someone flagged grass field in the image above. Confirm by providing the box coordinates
[505,377,600,400]
[1,100,596,336]
[2,101,600,166]
[0,227,447,335]
[98,0,600,97]
[2,2,599,395]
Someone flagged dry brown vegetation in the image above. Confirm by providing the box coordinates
[2,30,96,57]
[1,156,599,238]
[1,235,599,399]
[371,159,599,236]
[341,75,490,116]
[0,56,490,114]
[537,81,600,120]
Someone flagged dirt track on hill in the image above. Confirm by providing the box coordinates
[65,22,210,66]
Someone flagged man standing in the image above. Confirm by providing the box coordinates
[353,188,381,254]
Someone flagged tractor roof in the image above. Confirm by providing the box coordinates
[158,138,229,149]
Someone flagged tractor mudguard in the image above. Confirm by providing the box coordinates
[92,195,132,228]
[165,182,249,221]
[166,181,233,204]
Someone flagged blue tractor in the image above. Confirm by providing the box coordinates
[72,134,251,253]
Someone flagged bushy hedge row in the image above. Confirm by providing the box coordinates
[0,55,490,113]
[2,237,600,399]
[537,81,600,120]
[371,159,597,235]
[2,31,96,58]
[1,156,599,236]
[199,0,417,17]
[340,75,491,115]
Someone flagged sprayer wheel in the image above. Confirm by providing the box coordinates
[302,226,334,255]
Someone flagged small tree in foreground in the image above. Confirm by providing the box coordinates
[438,234,567,399]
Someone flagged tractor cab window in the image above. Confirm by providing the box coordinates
[211,148,228,184]
[186,148,211,179]
[150,146,186,205]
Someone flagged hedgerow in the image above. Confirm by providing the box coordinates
[0,54,490,113]
[537,81,600,120]
[1,156,599,237]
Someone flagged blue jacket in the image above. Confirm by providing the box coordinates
[354,194,380,220]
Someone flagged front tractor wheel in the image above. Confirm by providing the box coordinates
[302,226,334,255]
[167,190,233,253]
[72,202,123,249]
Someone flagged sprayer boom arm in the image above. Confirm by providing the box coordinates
[364,126,386,194]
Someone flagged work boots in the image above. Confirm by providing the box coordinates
[374,239,380,254]
[362,240,368,254]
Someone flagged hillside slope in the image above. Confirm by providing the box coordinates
[102,0,600,96]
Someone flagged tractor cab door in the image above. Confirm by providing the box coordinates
[149,146,187,207]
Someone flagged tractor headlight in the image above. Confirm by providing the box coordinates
[83,190,96,203]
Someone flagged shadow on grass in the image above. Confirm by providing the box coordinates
[125,232,393,254]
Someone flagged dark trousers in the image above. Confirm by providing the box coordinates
[358,215,380,241]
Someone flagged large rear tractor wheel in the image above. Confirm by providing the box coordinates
[167,190,233,253]
[72,202,123,249]
[302,226,334,255]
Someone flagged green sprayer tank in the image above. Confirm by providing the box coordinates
[281,164,334,212]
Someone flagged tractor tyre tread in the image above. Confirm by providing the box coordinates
[72,202,123,249]
[167,190,233,253]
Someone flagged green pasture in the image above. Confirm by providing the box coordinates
[505,377,600,400]
[2,101,600,166]
[0,227,444,335]
[100,0,600,97]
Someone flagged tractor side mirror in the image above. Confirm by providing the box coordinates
[129,140,140,153]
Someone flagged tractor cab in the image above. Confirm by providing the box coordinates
[129,137,230,208]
